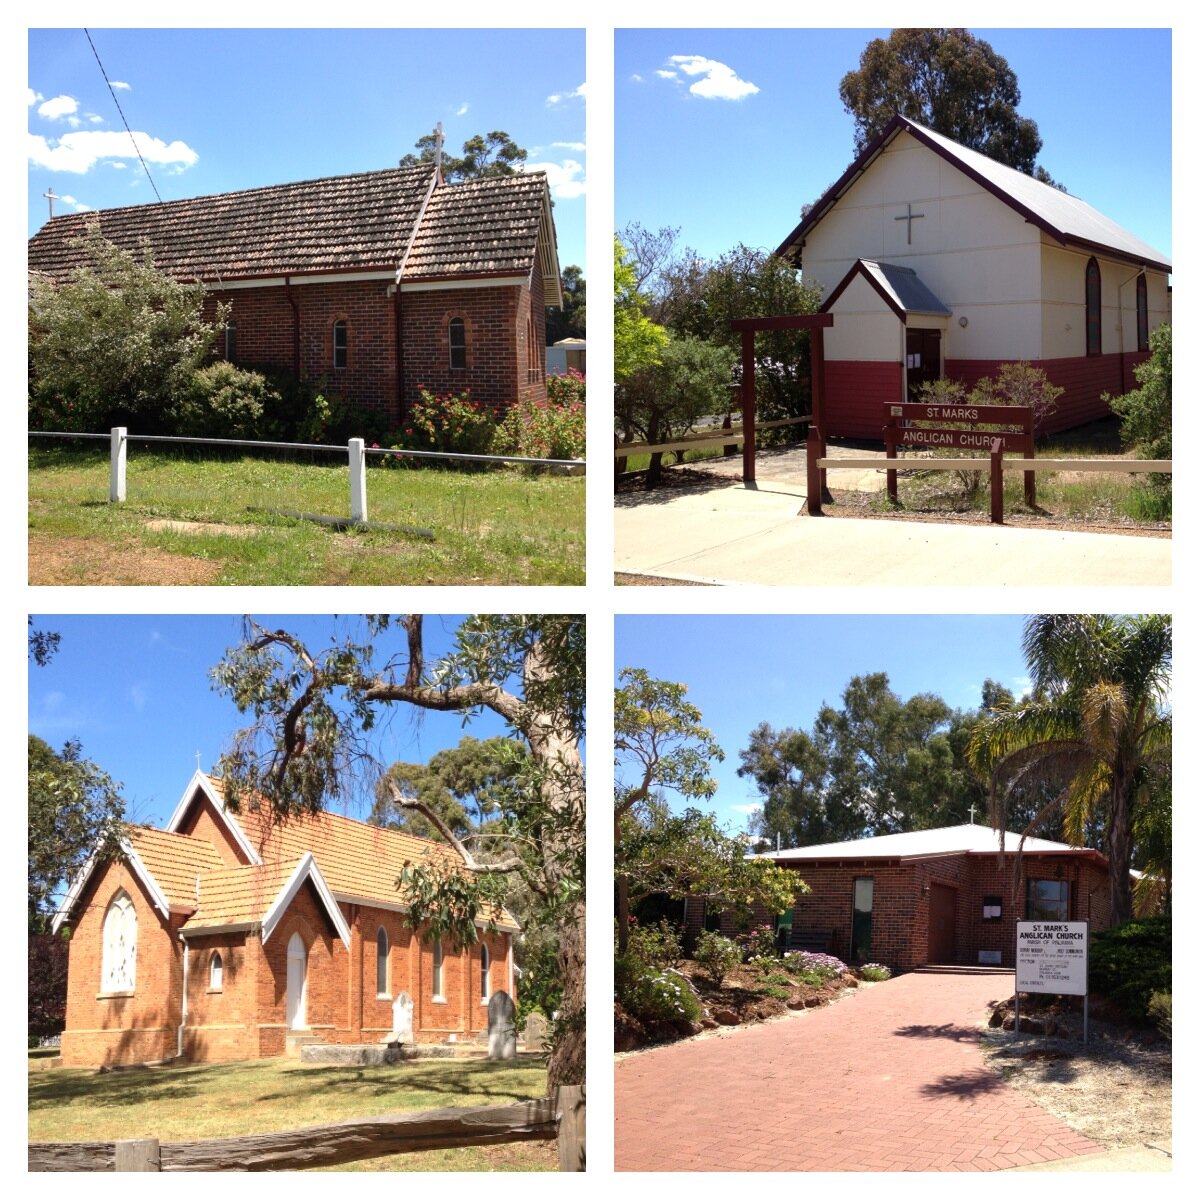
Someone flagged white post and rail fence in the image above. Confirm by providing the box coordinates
[29,1087,585,1172]
[31,428,585,528]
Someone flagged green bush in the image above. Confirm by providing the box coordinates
[859,963,892,982]
[1089,916,1171,1023]
[396,388,497,458]
[546,368,585,407]
[615,953,700,1025]
[495,395,585,461]
[694,930,742,986]
[1148,990,1171,1039]
[173,362,276,439]
[627,919,683,970]
[739,925,780,963]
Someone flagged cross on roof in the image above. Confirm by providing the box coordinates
[43,188,60,219]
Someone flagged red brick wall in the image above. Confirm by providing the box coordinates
[59,860,183,1067]
[175,795,253,867]
[183,931,257,1062]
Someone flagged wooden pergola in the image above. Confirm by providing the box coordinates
[730,314,833,486]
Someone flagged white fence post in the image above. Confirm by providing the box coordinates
[110,427,127,502]
[348,438,367,523]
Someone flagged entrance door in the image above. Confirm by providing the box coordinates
[928,883,957,963]
[905,328,941,401]
[851,877,874,962]
[286,933,307,1030]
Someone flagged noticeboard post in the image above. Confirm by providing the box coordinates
[1015,921,1089,1043]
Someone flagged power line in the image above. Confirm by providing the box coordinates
[83,27,163,204]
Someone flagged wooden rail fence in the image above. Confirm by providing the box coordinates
[29,1088,585,1172]
[616,416,808,460]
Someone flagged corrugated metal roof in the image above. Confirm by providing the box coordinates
[860,259,951,315]
[759,823,1092,862]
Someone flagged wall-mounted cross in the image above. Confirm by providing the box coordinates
[894,202,925,244]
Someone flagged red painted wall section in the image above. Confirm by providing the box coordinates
[822,361,903,440]
[945,353,1147,435]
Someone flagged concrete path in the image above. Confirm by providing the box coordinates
[615,971,1103,1172]
[614,483,1171,586]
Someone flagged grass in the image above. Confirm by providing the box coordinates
[28,1054,555,1172]
[28,444,584,585]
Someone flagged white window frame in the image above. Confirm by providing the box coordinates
[209,950,223,991]
[480,943,491,1005]
[376,927,390,998]
[432,937,445,1003]
[100,891,137,994]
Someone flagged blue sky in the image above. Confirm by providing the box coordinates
[27,27,586,270]
[28,615,517,830]
[616,28,1172,267]
[615,614,1035,833]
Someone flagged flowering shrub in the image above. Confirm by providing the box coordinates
[495,396,585,461]
[546,368,586,407]
[694,930,742,986]
[739,925,780,963]
[627,918,684,970]
[784,951,848,982]
[397,387,497,457]
[859,963,892,982]
[615,953,700,1024]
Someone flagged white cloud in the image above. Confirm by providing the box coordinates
[28,87,43,106]
[28,129,199,175]
[455,102,469,117]
[655,69,677,80]
[729,804,762,815]
[551,141,586,152]
[108,161,127,170]
[111,80,131,90]
[630,73,644,83]
[59,194,92,212]
[524,158,585,200]
[87,113,104,124]
[1012,674,1034,698]
[547,82,586,106]
[37,94,80,121]
[666,55,759,101]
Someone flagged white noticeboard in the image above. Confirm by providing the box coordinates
[1015,921,1088,996]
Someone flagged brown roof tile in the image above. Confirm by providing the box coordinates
[126,826,224,909]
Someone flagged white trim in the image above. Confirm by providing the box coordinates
[261,852,352,949]
[210,270,395,290]
[54,834,177,935]
[121,841,173,922]
[180,921,259,937]
[396,171,439,282]
[165,772,262,866]
[400,276,526,293]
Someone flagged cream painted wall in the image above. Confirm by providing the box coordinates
[824,273,904,361]
[804,130,1119,363]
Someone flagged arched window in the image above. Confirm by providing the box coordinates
[209,951,223,990]
[1085,258,1102,356]
[224,322,237,363]
[448,318,467,370]
[333,320,348,370]
[101,891,137,992]
[376,927,389,996]
[480,943,491,1003]
[1136,274,1149,352]
[432,937,445,1000]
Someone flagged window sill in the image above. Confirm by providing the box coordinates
[206,987,223,995]
[432,996,447,1005]
[376,994,391,1001]
[96,989,135,1000]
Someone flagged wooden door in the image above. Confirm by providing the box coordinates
[905,329,942,401]
[928,883,957,963]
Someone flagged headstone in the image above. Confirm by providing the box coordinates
[390,991,414,1043]
[488,990,517,1060]
[522,1010,548,1052]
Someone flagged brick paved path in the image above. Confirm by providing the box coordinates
[615,971,1102,1171]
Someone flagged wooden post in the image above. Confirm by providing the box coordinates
[811,324,827,497]
[990,437,1005,525]
[1023,410,1036,507]
[741,329,756,485]
[110,427,127,503]
[554,1085,585,1172]
[885,422,898,503]
[114,1138,160,1171]
[348,437,367,523]
[806,426,822,515]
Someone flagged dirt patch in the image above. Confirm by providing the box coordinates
[980,994,1171,1150]
[144,519,258,537]
[615,573,715,586]
[29,536,222,586]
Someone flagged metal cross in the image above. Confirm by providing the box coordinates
[969,803,977,825]
[43,188,60,219]
[894,202,925,244]
[195,750,202,771]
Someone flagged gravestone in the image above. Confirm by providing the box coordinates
[390,991,414,1043]
[523,1010,548,1052]
[488,990,517,1060]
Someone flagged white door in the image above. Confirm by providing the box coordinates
[286,933,307,1030]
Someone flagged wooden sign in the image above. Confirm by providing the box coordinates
[890,402,1031,426]
[896,428,1029,452]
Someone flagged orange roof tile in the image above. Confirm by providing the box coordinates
[126,826,224,909]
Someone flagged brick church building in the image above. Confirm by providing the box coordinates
[52,772,517,1068]
[27,163,563,424]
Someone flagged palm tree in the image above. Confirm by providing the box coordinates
[967,614,1171,926]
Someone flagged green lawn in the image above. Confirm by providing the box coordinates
[29,1054,556,1172]
[29,445,584,585]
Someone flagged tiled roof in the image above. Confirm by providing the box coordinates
[126,826,225,909]
[27,165,557,289]
[405,172,551,279]
[182,857,304,929]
